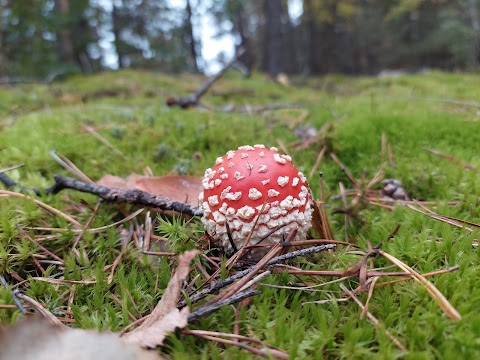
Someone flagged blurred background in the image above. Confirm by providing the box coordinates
[0,0,479,79]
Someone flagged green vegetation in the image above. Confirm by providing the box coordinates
[1,70,480,359]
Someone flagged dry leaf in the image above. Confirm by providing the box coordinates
[0,318,163,360]
[121,250,199,348]
[97,174,203,206]
[311,200,334,240]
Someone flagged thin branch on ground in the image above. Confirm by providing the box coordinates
[46,175,202,217]
[2,166,200,217]
[119,288,261,335]
[187,289,260,323]
[0,173,41,196]
[209,244,283,304]
[178,244,336,308]
[167,47,245,108]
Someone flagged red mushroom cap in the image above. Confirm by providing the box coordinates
[199,145,313,257]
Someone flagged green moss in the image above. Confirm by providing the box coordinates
[1,70,480,359]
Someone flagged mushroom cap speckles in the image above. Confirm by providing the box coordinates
[277,176,289,187]
[199,145,313,257]
[248,188,263,200]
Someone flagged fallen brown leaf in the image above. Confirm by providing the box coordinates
[0,317,163,360]
[97,174,203,206]
[121,250,199,348]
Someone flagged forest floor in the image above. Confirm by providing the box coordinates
[0,69,480,359]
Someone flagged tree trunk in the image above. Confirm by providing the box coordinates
[112,2,127,68]
[264,0,283,77]
[233,6,254,76]
[185,0,199,72]
[54,0,74,64]
[469,0,480,63]
[302,0,320,74]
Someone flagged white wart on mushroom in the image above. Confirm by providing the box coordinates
[199,145,313,256]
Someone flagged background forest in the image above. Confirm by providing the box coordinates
[1,0,479,79]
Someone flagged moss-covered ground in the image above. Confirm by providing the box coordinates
[1,70,480,359]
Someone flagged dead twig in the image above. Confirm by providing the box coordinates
[210,243,283,304]
[167,47,245,108]
[0,173,41,196]
[187,289,260,323]
[46,175,201,217]
[179,244,336,308]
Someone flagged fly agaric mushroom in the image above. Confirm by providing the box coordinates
[199,145,313,258]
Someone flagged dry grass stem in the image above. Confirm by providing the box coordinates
[340,284,406,351]
[14,292,64,327]
[408,204,480,235]
[83,124,128,160]
[329,152,358,186]
[238,271,271,292]
[18,227,64,264]
[381,132,387,164]
[360,276,379,320]
[0,163,24,174]
[29,278,95,285]
[424,147,479,172]
[110,293,137,321]
[50,150,94,183]
[388,143,394,167]
[143,211,152,251]
[339,181,349,240]
[376,265,460,287]
[182,329,289,359]
[379,250,461,321]
[309,146,327,178]
[302,297,350,305]
[142,251,176,257]
[107,249,125,284]
[0,190,82,227]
